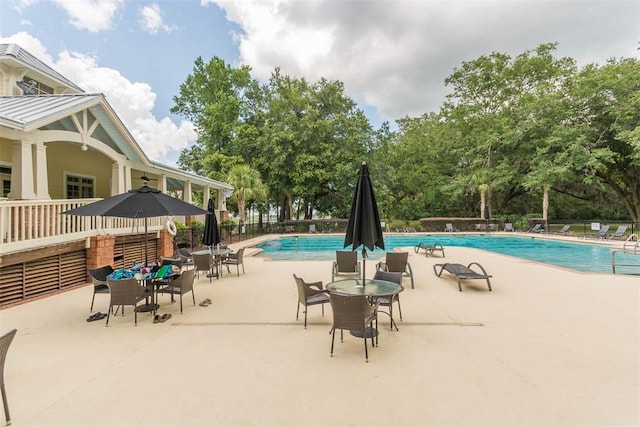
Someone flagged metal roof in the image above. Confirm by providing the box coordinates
[0,94,233,191]
[0,44,83,92]
[150,160,234,192]
[0,94,148,164]
[0,94,102,130]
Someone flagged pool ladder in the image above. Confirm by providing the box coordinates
[611,233,640,274]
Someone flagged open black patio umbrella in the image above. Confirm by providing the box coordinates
[343,162,385,280]
[202,198,221,247]
[62,184,208,265]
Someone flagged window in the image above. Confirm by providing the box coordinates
[21,77,53,95]
[0,165,10,197]
[66,175,94,199]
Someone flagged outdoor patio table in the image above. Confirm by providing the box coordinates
[111,265,178,315]
[192,247,232,278]
[326,278,402,297]
[326,278,403,339]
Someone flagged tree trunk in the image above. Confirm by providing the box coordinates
[480,189,486,219]
[542,186,549,222]
[279,196,287,222]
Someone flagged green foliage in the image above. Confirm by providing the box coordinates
[190,220,205,230]
[226,164,265,223]
[172,46,640,222]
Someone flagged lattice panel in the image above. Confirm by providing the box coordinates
[113,234,158,268]
[0,250,87,307]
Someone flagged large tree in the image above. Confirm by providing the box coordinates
[440,43,577,218]
[560,58,640,221]
[247,70,372,220]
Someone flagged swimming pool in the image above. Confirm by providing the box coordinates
[255,234,639,274]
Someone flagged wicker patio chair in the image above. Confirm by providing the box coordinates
[89,265,114,312]
[375,252,414,289]
[0,328,17,426]
[193,252,216,282]
[156,268,196,314]
[293,274,330,328]
[372,270,404,331]
[329,293,378,362]
[222,247,245,277]
[177,247,194,269]
[105,278,150,326]
[332,251,361,281]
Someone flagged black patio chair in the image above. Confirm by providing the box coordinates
[89,265,114,312]
[0,328,17,426]
[293,274,330,328]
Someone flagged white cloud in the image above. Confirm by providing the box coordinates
[54,50,195,164]
[139,3,176,35]
[13,0,38,12]
[209,0,640,122]
[0,32,53,65]
[1,32,197,166]
[51,0,124,32]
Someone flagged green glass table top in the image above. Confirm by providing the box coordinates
[326,279,402,296]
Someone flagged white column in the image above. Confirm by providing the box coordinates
[33,142,51,200]
[183,181,192,203]
[203,186,210,209]
[124,166,132,191]
[221,189,230,211]
[111,162,125,195]
[8,140,36,200]
[157,175,167,192]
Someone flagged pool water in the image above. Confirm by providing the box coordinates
[255,234,639,274]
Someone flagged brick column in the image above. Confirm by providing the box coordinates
[87,235,115,281]
[158,229,175,258]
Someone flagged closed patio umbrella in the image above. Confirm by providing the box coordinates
[343,162,385,281]
[62,184,208,265]
[202,198,221,247]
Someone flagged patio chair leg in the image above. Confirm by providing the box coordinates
[330,329,336,357]
[364,332,369,362]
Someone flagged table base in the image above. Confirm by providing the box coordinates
[136,303,159,313]
[350,327,378,339]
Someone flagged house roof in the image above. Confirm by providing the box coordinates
[0,94,102,129]
[0,43,83,92]
[150,160,233,192]
[0,93,149,164]
[0,94,233,191]
[0,44,233,193]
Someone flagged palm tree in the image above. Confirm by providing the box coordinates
[226,165,264,224]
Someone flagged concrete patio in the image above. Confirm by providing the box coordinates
[1,237,638,426]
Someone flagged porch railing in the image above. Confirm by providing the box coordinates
[0,199,195,255]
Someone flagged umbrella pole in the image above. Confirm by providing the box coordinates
[144,218,148,266]
[362,248,367,281]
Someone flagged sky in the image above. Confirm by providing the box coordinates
[1,0,638,167]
